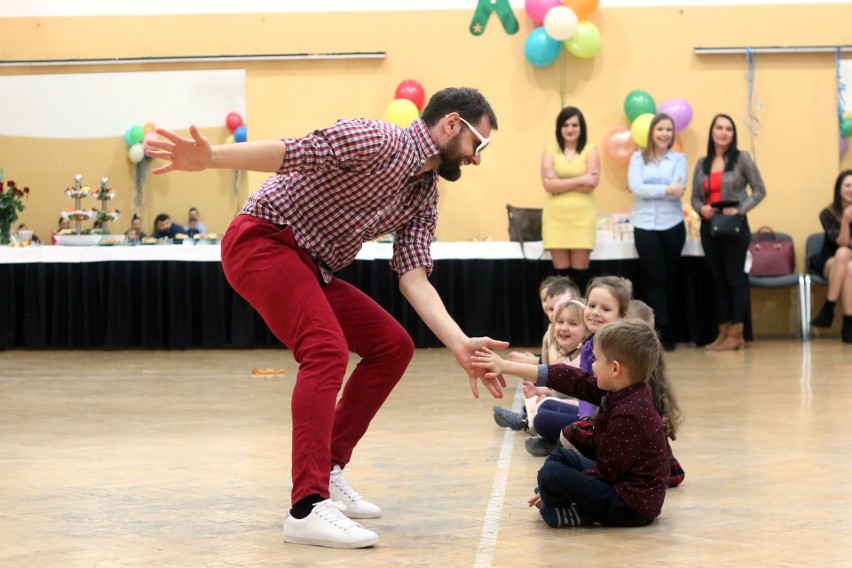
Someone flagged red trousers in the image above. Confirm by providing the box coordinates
[221,215,414,503]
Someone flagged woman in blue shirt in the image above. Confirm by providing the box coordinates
[628,113,687,351]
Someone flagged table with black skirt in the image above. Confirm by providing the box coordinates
[0,240,727,350]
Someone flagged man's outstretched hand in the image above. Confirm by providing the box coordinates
[452,336,510,399]
[146,125,212,174]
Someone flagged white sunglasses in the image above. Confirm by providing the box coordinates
[455,115,491,155]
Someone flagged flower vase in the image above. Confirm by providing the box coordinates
[0,222,12,246]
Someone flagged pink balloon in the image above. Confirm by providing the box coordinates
[602,126,638,165]
[841,136,849,157]
[525,0,563,26]
[657,98,693,133]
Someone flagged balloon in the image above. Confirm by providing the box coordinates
[565,0,600,20]
[672,137,682,153]
[143,122,156,134]
[631,113,655,148]
[395,79,426,111]
[658,98,694,132]
[124,124,144,147]
[841,116,852,138]
[543,6,578,41]
[602,126,637,164]
[564,21,602,59]
[226,112,243,133]
[234,125,247,142]
[841,136,849,157]
[624,90,656,122]
[128,143,145,163]
[142,132,158,160]
[225,134,235,144]
[383,98,420,128]
[524,27,561,67]
[525,0,563,26]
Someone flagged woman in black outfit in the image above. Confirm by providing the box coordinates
[691,114,766,351]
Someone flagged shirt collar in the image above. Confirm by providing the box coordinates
[407,118,440,175]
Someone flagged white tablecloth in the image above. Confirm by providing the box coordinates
[0,239,704,264]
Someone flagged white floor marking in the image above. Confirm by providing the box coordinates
[474,384,525,568]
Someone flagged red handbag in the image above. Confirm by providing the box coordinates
[748,226,795,276]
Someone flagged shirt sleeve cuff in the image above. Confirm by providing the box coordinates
[537,364,549,384]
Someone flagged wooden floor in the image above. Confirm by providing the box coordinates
[2,340,851,567]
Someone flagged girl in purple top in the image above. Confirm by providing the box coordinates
[576,275,633,418]
[474,319,670,528]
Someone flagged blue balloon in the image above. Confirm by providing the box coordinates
[234,124,247,143]
[524,27,561,67]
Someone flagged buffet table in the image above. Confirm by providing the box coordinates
[0,240,719,350]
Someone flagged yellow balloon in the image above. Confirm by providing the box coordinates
[225,134,235,144]
[631,113,655,148]
[383,98,420,128]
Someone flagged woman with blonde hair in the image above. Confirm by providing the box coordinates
[627,113,688,351]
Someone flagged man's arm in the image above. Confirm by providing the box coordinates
[147,125,286,174]
[399,267,509,399]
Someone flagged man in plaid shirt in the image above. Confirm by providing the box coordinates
[149,87,508,549]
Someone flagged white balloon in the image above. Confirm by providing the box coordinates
[128,142,145,163]
[543,6,579,41]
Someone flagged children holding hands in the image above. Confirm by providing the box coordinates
[473,318,670,528]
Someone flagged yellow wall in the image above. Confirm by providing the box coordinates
[2,4,851,334]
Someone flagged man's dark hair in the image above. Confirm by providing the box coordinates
[420,87,498,131]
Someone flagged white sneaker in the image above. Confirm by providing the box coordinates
[283,499,379,549]
[329,465,382,519]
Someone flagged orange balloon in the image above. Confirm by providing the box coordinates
[602,125,638,165]
[564,0,600,20]
[672,137,682,153]
[143,122,156,133]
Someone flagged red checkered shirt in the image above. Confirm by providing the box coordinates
[240,118,440,284]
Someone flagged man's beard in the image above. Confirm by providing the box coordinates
[437,136,463,181]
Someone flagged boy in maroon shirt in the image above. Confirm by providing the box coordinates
[473,318,669,527]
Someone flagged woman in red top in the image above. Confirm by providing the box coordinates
[691,114,766,351]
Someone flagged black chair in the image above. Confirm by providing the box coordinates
[747,231,808,340]
[803,233,829,337]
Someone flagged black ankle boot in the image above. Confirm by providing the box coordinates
[811,300,836,328]
[842,316,852,344]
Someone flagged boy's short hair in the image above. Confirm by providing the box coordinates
[546,277,581,300]
[627,299,655,328]
[594,319,661,383]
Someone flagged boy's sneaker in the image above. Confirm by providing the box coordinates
[492,406,527,431]
[525,436,557,457]
[539,503,592,528]
[330,465,382,519]
[283,499,379,549]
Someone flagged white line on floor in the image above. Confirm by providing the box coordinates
[474,384,524,568]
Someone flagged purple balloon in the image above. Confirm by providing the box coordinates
[658,98,694,133]
[525,0,563,26]
[841,136,849,157]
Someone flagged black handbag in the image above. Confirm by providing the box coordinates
[506,204,542,259]
[710,213,744,237]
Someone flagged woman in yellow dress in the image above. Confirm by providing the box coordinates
[541,106,600,293]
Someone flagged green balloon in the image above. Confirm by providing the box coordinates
[125,124,144,146]
[841,117,852,138]
[565,21,602,59]
[624,90,656,122]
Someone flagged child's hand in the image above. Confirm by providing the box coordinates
[508,351,537,364]
[521,380,537,399]
[472,346,505,377]
[528,494,542,509]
